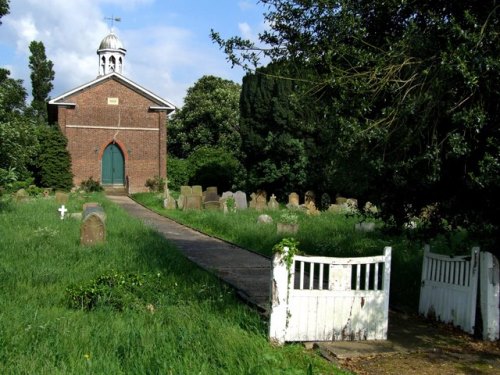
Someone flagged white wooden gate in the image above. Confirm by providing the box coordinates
[480,251,500,341]
[269,247,391,344]
[419,245,479,335]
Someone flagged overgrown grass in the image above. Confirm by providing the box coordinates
[0,194,345,374]
[133,193,436,311]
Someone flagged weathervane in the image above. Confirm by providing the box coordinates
[104,15,121,31]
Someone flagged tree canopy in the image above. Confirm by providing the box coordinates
[29,41,55,120]
[213,1,500,247]
[168,75,241,158]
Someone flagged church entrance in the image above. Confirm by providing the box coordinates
[101,143,125,185]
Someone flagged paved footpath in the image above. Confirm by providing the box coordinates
[107,195,271,312]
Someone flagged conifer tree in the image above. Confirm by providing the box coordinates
[28,41,54,120]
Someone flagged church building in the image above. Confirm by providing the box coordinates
[48,31,175,193]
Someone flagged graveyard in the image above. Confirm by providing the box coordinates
[0,193,341,374]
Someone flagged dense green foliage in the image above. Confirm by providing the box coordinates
[186,146,245,192]
[168,75,241,158]
[213,1,500,252]
[167,75,244,191]
[0,194,343,374]
[28,41,55,120]
[166,155,190,191]
[239,63,312,198]
[32,125,73,190]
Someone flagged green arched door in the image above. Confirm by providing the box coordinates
[101,144,125,185]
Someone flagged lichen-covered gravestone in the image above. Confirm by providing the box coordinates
[80,203,106,245]
[268,194,279,210]
[234,191,248,209]
[287,192,300,209]
[55,191,69,205]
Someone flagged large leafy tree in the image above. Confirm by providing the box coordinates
[240,62,313,197]
[168,75,241,158]
[29,41,55,120]
[213,1,500,249]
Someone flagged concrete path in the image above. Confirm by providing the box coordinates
[107,195,271,311]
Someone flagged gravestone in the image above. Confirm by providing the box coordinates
[15,189,28,202]
[43,189,50,198]
[55,191,69,204]
[58,205,68,219]
[177,195,185,210]
[185,195,202,210]
[234,191,247,209]
[180,186,192,196]
[304,200,320,216]
[268,194,279,210]
[204,190,220,210]
[287,192,300,209]
[206,186,218,194]
[257,214,273,224]
[192,185,203,197]
[249,193,257,209]
[304,190,315,205]
[163,195,177,210]
[80,203,106,245]
[255,195,267,211]
[221,191,234,199]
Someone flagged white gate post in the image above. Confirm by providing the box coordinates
[269,246,291,345]
[480,251,500,341]
[382,246,392,339]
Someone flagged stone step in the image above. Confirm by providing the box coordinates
[104,186,128,196]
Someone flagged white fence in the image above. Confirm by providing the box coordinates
[419,245,499,341]
[269,247,391,344]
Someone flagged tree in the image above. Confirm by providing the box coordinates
[0,0,8,25]
[32,125,73,190]
[213,1,500,249]
[240,62,313,197]
[168,75,241,158]
[29,41,55,120]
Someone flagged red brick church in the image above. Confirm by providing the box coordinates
[48,31,175,193]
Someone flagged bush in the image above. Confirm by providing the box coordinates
[80,177,103,192]
[166,156,190,191]
[145,175,165,193]
[33,125,73,190]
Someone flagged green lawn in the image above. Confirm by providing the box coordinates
[0,194,345,374]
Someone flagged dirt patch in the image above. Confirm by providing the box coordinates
[316,311,500,374]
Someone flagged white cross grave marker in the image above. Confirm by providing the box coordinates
[58,204,68,220]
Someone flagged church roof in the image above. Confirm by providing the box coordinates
[98,32,126,51]
[48,72,176,113]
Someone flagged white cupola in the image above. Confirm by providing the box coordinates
[97,31,126,76]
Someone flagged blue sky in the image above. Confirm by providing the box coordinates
[0,0,268,106]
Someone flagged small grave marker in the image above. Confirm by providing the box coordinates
[58,205,68,220]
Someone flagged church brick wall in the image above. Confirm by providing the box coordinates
[54,78,167,193]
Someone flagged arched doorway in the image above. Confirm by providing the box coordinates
[101,143,125,185]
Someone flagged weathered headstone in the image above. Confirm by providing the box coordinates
[55,191,69,204]
[221,191,234,199]
[355,222,376,232]
[268,194,279,210]
[206,186,218,194]
[177,195,185,210]
[180,186,192,196]
[304,190,315,205]
[255,194,267,211]
[287,192,300,209]
[163,195,177,210]
[234,191,247,209]
[204,190,220,210]
[257,214,273,224]
[43,189,50,198]
[192,185,203,197]
[80,203,106,245]
[185,195,202,210]
[249,193,257,209]
[304,200,320,216]
[15,189,28,202]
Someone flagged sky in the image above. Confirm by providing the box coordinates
[0,0,268,107]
